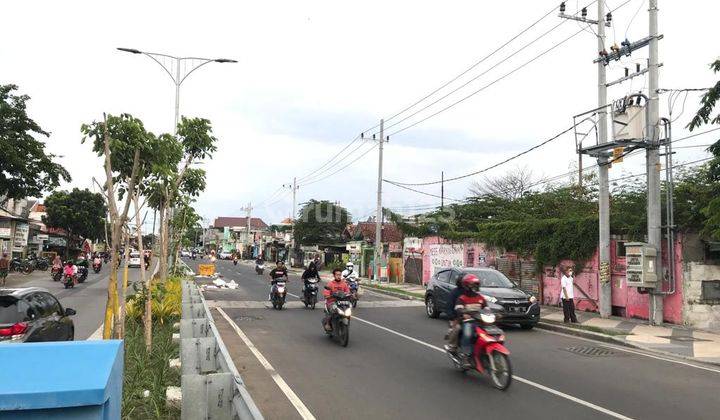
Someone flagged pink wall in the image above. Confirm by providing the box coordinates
[541,238,684,324]
[420,236,448,284]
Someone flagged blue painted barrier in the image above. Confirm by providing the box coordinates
[0,340,124,419]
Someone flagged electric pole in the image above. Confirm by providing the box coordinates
[239,203,253,259]
[560,1,612,318]
[375,119,385,282]
[441,171,445,210]
[596,1,611,319]
[647,0,663,325]
[283,179,299,265]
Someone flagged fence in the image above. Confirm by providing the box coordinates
[181,279,264,420]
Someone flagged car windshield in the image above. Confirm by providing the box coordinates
[130,253,140,258]
[464,269,515,288]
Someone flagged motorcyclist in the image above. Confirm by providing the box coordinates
[341,262,358,282]
[300,262,320,302]
[268,260,288,300]
[255,255,264,266]
[52,255,62,270]
[63,261,77,285]
[445,274,486,362]
[93,254,102,269]
[322,268,351,331]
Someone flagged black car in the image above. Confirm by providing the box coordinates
[424,267,540,329]
[0,287,76,343]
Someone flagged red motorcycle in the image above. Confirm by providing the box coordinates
[50,266,63,282]
[446,308,512,390]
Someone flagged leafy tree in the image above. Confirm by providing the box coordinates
[295,200,351,245]
[687,58,720,239]
[0,84,70,200]
[43,188,106,258]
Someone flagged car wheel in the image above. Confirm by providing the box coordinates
[426,295,439,319]
[520,324,535,330]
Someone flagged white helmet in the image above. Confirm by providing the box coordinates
[346,262,354,268]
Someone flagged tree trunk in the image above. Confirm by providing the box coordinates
[159,205,168,282]
[114,227,131,339]
[135,193,152,351]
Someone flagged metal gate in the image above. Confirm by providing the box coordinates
[497,257,539,296]
[404,257,423,285]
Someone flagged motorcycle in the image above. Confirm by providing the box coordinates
[255,263,265,275]
[270,277,288,310]
[445,308,512,390]
[10,258,33,275]
[324,291,352,347]
[63,273,75,289]
[93,261,102,273]
[77,267,89,283]
[233,257,238,266]
[346,276,360,308]
[51,266,63,282]
[191,252,197,260]
[31,257,49,271]
[303,278,319,309]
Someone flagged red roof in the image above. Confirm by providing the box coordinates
[352,222,402,243]
[213,217,268,230]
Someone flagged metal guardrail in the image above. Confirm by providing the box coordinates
[180,275,264,420]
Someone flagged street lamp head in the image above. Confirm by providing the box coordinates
[117,47,142,54]
[214,58,238,63]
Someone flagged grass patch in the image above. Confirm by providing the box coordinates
[363,283,425,299]
[122,318,180,420]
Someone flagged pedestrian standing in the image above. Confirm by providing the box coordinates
[0,253,9,286]
[560,267,578,323]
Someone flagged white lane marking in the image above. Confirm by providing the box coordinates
[217,307,316,420]
[353,316,634,420]
[537,328,720,374]
[86,323,104,340]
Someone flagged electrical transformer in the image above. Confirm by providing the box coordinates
[625,242,657,288]
[612,96,647,141]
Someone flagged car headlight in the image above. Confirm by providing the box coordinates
[529,295,537,303]
[480,313,496,324]
[482,294,498,304]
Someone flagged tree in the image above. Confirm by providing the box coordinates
[469,166,539,200]
[43,188,106,258]
[0,84,70,200]
[295,200,351,245]
[82,113,152,339]
[687,59,720,239]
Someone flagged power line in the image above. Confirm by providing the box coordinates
[383,179,463,202]
[298,140,369,185]
[385,27,586,138]
[387,122,578,187]
[380,2,561,126]
[299,143,379,187]
[296,135,361,183]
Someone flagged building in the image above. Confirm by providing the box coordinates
[211,216,269,257]
[343,221,403,279]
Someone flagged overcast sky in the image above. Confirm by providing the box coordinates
[2,0,717,229]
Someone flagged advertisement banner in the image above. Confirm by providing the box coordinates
[12,222,29,252]
[428,244,464,274]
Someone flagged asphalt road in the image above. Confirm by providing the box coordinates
[2,260,151,340]
[192,259,720,420]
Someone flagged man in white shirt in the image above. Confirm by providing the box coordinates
[560,267,578,323]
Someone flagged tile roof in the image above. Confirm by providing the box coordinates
[212,217,268,230]
[352,222,402,243]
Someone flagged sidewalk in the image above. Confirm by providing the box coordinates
[539,305,720,366]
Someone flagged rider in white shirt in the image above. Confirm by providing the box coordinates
[341,262,358,282]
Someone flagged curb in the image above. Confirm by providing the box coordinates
[536,321,720,368]
[362,284,424,301]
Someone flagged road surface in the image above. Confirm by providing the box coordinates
[188,259,720,420]
[2,260,152,340]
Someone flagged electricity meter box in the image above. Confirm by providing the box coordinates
[625,242,657,288]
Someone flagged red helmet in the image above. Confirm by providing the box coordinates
[460,274,480,293]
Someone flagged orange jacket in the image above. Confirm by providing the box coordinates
[323,279,350,303]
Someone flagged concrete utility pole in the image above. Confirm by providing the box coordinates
[239,203,253,258]
[284,178,299,265]
[441,171,445,210]
[647,0,663,325]
[596,1,611,319]
[374,119,385,282]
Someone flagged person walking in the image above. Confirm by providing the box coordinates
[0,253,9,286]
[560,267,578,323]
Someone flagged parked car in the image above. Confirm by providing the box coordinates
[128,252,142,268]
[424,267,540,329]
[0,287,76,343]
[218,250,234,260]
[180,249,191,258]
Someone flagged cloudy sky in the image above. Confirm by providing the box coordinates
[2,0,717,229]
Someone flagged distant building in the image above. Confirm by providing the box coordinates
[211,216,269,257]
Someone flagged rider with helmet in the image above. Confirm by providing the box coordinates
[322,268,351,331]
[268,260,288,300]
[445,274,486,361]
[341,262,357,281]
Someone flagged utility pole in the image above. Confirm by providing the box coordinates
[239,203,253,259]
[441,171,445,210]
[561,1,612,318]
[283,178,299,265]
[596,1,611,319]
[647,0,663,325]
[374,120,385,282]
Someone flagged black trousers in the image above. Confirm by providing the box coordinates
[562,298,578,323]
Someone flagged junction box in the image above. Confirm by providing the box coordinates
[625,242,657,288]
